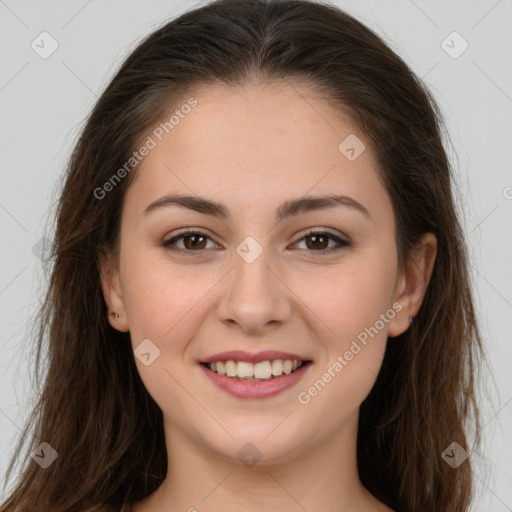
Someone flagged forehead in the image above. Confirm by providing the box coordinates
[152,80,360,170]
[124,81,392,227]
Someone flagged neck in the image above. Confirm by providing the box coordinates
[133,409,391,512]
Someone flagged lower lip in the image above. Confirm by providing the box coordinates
[199,362,312,399]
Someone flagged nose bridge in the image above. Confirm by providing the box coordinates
[235,235,273,290]
[217,234,291,332]
[231,234,278,303]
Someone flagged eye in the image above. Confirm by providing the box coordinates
[291,228,351,255]
[163,229,220,255]
[162,228,351,256]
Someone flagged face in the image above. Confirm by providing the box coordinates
[102,81,434,465]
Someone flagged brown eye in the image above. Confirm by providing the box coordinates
[163,228,350,256]
[182,234,208,250]
[163,230,219,254]
[293,230,351,254]
[304,233,330,251]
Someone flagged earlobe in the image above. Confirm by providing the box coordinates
[388,232,437,338]
[98,252,130,333]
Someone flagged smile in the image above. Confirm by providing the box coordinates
[203,359,306,381]
[199,359,313,399]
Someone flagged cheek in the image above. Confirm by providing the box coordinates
[294,255,397,344]
[119,241,199,345]
[119,249,215,417]
[292,254,396,412]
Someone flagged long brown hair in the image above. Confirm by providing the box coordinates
[0,1,483,511]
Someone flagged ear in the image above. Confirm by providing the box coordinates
[388,232,437,338]
[98,251,130,333]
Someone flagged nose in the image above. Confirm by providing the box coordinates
[217,244,292,335]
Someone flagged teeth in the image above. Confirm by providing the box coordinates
[225,360,237,377]
[271,359,283,375]
[237,361,254,378]
[206,359,305,380]
[254,361,272,379]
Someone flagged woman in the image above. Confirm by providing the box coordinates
[0,0,483,511]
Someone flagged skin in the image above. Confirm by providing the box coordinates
[101,80,437,512]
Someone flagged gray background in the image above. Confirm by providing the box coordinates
[0,0,511,509]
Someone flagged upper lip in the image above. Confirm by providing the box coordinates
[200,350,312,364]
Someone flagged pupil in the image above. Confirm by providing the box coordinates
[186,235,205,249]
[308,235,327,250]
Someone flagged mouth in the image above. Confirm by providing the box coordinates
[200,359,313,382]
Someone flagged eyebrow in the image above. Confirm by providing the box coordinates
[143,193,371,220]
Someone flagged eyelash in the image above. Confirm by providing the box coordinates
[162,228,351,257]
